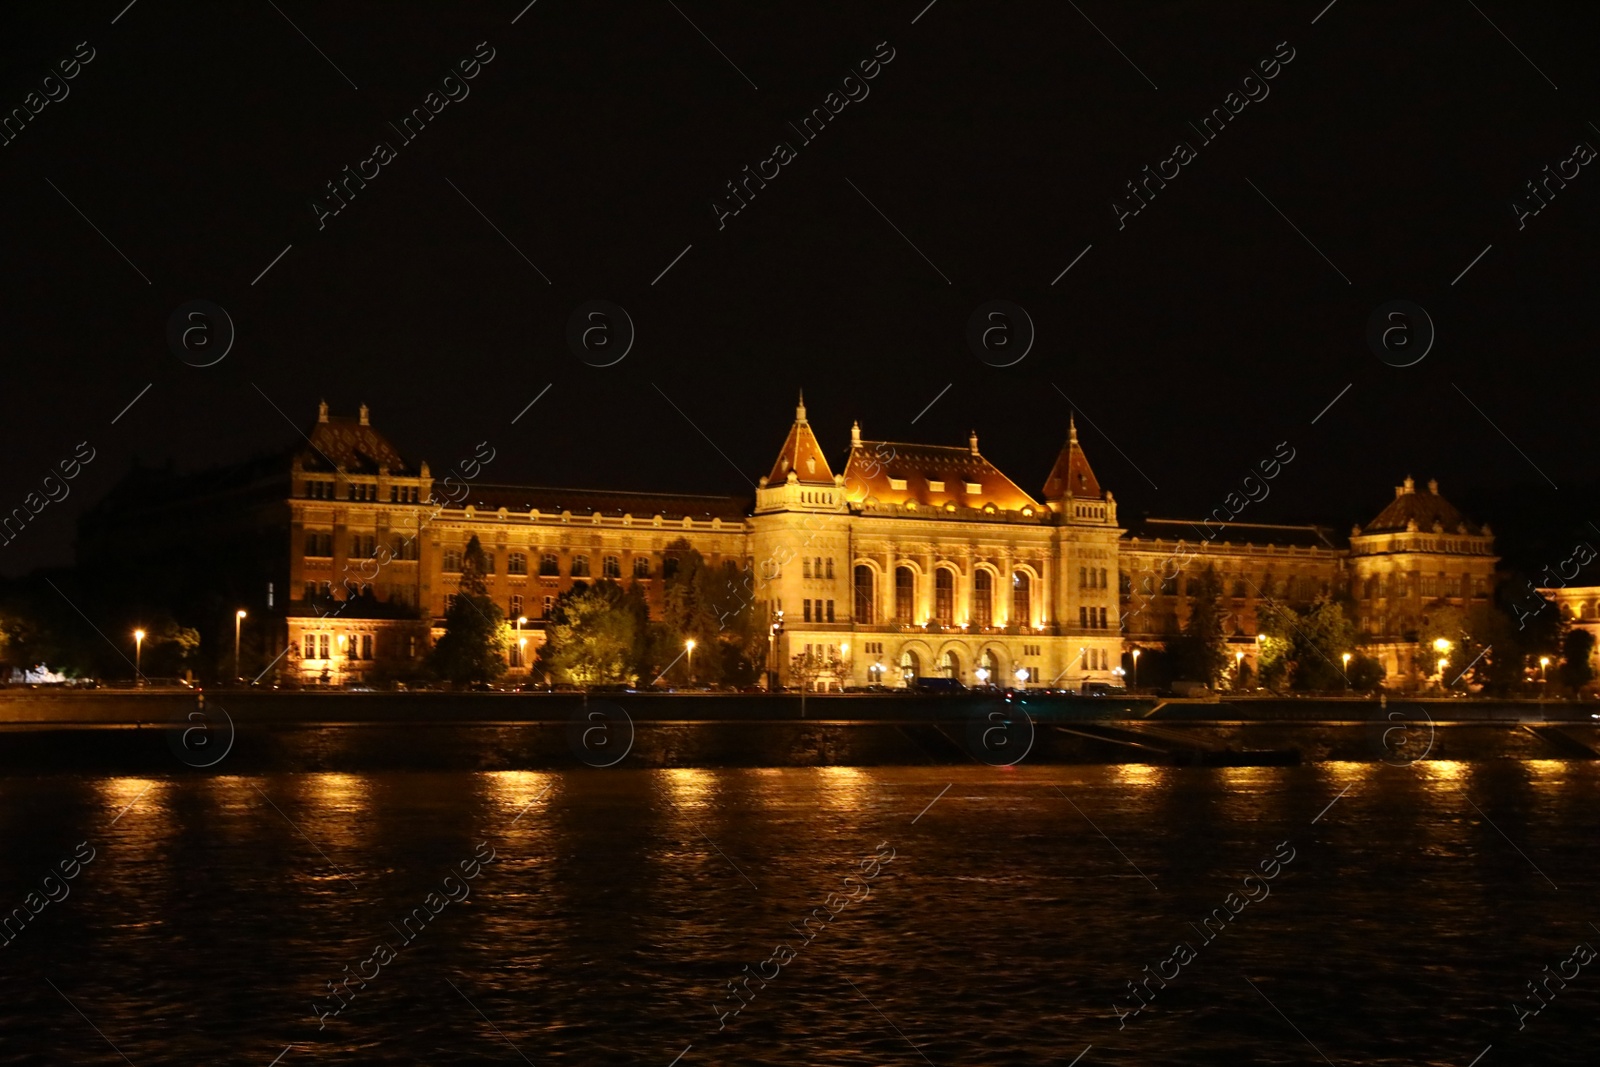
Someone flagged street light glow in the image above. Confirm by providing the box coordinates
[1433,637,1453,653]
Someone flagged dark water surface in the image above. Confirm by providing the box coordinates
[1,762,1594,1065]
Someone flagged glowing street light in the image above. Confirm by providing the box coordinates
[235,609,247,681]
[1433,637,1453,654]
[133,629,145,684]
[975,666,990,687]
[1342,651,1352,692]
[515,616,528,669]
[1013,665,1029,689]
[685,638,696,683]
[1131,647,1141,690]
[1540,655,1551,686]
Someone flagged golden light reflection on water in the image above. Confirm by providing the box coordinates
[816,766,875,814]
[1111,763,1163,789]
[305,772,370,816]
[1523,760,1569,791]
[482,770,557,823]
[97,777,166,838]
[661,767,716,811]
[1418,759,1469,784]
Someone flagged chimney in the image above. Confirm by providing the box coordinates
[1427,478,1438,494]
[317,399,329,423]
[969,429,979,455]
[359,403,370,426]
[851,420,861,447]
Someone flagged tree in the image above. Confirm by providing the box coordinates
[539,580,640,686]
[427,535,507,685]
[1258,596,1356,691]
[1559,628,1596,693]
[790,646,850,691]
[1348,651,1386,691]
[1172,565,1228,684]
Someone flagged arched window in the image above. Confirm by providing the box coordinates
[1012,571,1031,627]
[899,649,920,683]
[603,555,621,578]
[935,569,955,626]
[854,565,874,623]
[507,552,527,575]
[571,555,591,577]
[895,566,915,623]
[634,557,651,578]
[941,649,960,679]
[539,554,559,576]
[973,570,993,628]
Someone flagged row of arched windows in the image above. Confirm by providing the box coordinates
[854,564,1034,628]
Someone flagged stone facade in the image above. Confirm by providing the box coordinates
[273,400,1500,691]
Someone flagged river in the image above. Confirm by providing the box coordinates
[0,762,1592,1064]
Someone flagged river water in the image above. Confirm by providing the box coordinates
[0,762,1593,1065]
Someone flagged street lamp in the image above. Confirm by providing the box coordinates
[975,666,990,687]
[1342,651,1352,692]
[515,616,527,669]
[235,609,247,682]
[1014,665,1029,690]
[1433,637,1453,654]
[685,638,696,684]
[134,629,145,684]
[1539,655,1551,686]
[1131,648,1140,690]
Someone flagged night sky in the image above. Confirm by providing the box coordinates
[3,0,1598,577]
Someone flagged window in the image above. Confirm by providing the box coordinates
[319,634,330,659]
[634,557,650,578]
[1080,606,1089,628]
[973,570,993,628]
[542,595,554,618]
[664,556,679,580]
[361,634,372,660]
[1099,607,1108,628]
[804,600,812,623]
[603,555,621,579]
[1012,571,1031,626]
[854,565,874,623]
[1100,568,1108,590]
[1080,566,1088,589]
[815,557,823,579]
[935,569,954,626]
[826,558,834,579]
[511,594,523,617]
[896,566,915,624]
[804,559,812,579]
[303,581,316,600]
[540,554,559,576]
[508,552,528,575]
[482,551,496,575]
[572,555,591,577]
[1160,576,1177,596]
[303,634,315,659]
[443,549,462,573]
[305,531,332,557]
[319,581,332,597]
[826,600,835,623]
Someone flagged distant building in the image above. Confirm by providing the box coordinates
[77,398,1504,690]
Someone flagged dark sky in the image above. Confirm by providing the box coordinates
[3,0,1597,577]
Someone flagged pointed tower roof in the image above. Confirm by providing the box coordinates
[766,390,835,485]
[1042,414,1103,500]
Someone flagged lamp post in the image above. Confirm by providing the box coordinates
[134,629,145,684]
[685,638,696,685]
[768,609,784,692]
[1235,649,1245,689]
[515,616,527,669]
[235,609,247,682]
[1539,655,1550,689]
[1342,651,1352,692]
[975,666,990,688]
[1014,665,1029,690]
[1131,648,1140,691]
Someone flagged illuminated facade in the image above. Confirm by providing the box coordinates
[273,401,1498,690]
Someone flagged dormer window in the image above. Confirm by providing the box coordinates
[965,482,983,494]
[889,478,907,491]
[928,480,945,492]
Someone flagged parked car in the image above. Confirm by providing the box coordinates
[1082,682,1127,697]
[910,676,966,693]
